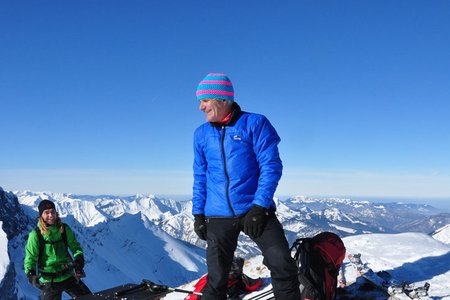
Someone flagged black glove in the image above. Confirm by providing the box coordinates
[74,255,85,271]
[27,270,41,288]
[194,214,207,241]
[243,205,269,239]
[27,270,36,284]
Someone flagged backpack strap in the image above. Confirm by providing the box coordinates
[298,272,321,299]
[290,238,313,268]
[35,227,45,265]
[61,223,68,249]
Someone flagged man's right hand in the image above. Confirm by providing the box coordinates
[194,214,207,240]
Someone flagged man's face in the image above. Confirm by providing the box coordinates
[42,208,56,225]
[199,98,231,123]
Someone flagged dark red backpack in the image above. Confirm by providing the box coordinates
[291,232,346,300]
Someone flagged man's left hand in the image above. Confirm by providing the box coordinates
[243,205,269,239]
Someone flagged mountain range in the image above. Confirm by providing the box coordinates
[0,187,449,299]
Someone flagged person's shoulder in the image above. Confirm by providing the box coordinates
[28,228,38,237]
[27,228,39,242]
[194,122,211,136]
[61,223,73,232]
[239,111,269,125]
[241,110,266,118]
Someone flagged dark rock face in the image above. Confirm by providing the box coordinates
[0,264,18,300]
[0,187,29,239]
[0,187,33,300]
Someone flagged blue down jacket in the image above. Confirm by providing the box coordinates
[192,106,282,217]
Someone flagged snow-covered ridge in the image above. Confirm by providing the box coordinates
[2,189,450,299]
[14,191,185,228]
[13,191,450,260]
[289,195,369,206]
[432,224,450,245]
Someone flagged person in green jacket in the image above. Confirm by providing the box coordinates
[24,199,91,300]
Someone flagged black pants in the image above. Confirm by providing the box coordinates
[41,276,91,300]
[202,213,300,300]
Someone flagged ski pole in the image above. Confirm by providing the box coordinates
[167,287,203,296]
[115,283,148,297]
[246,288,274,300]
[141,280,203,296]
[115,280,203,297]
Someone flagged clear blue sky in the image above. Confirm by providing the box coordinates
[1,1,449,199]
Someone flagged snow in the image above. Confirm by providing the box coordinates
[5,190,450,299]
[324,208,342,221]
[164,232,450,299]
[344,232,449,273]
[329,223,357,234]
[0,221,9,283]
[15,191,107,226]
[78,213,207,291]
[343,233,450,299]
[12,192,206,299]
[433,224,450,245]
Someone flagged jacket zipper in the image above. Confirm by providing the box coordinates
[221,126,236,217]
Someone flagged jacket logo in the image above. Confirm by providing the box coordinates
[233,135,241,140]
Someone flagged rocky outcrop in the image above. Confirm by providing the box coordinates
[0,263,18,300]
[0,187,29,239]
[0,187,33,299]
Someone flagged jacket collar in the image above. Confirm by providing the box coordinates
[210,102,242,127]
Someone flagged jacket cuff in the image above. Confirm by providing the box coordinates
[253,199,270,209]
[252,204,268,211]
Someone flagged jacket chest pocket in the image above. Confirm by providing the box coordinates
[225,130,253,152]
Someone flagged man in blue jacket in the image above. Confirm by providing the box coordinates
[192,73,300,299]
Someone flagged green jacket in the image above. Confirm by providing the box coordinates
[24,222,84,283]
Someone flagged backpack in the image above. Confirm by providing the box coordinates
[291,232,346,300]
[35,223,69,264]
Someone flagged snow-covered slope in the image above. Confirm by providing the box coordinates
[0,221,9,283]
[2,189,449,299]
[2,190,207,299]
[432,224,450,245]
[343,233,450,297]
[165,232,450,299]
[80,212,206,291]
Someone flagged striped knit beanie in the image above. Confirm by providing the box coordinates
[196,73,234,102]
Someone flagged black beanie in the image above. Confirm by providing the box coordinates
[38,200,56,216]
